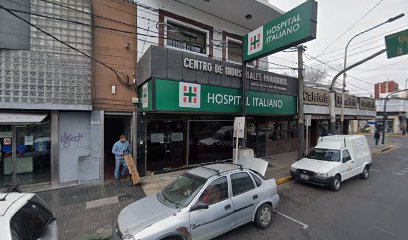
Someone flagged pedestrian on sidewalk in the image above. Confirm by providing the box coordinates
[112,134,131,182]
[374,128,381,145]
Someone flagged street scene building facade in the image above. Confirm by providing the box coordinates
[373,80,407,134]
[135,0,301,175]
[303,82,376,146]
[0,0,138,187]
[0,0,92,187]
[0,0,381,185]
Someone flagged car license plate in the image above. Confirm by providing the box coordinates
[300,174,310,180]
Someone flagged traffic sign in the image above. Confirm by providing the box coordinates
[385,29,408,59]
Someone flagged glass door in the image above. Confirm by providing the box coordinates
[15,123,51,185]
[146,121,186,172]
[0,125,13,186]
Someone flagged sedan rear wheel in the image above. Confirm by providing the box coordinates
[254,203,272,229]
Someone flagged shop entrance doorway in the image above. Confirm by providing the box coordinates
[146,121,186,172]
[104,116,131,182]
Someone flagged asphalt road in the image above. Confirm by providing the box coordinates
[217,136,408,240]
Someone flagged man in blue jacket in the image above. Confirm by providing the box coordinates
[112,134,131,182]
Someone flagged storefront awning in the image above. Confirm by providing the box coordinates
[0,113,48,124]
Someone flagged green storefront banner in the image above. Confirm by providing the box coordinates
[142,79,297,115]
[243,0,317,62]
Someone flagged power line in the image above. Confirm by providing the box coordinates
[316,0,384,57]
[309,44,384,67]
[5,0,298,73]
[351,58,408,74]
[0,4,135,88]
[316,24,408,59]
[304,52,375,86]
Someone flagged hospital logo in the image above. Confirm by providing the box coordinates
[247,26,263,55]
[179,82,201,108]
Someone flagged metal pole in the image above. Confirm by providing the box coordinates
[241,58,246,148]
[297,45,305,159]
[329,49,387,134]
[381,88,408,144]
[382,99,387,144]
[306,123,309,154]
[339,13,405,133]
[12,125,17,183]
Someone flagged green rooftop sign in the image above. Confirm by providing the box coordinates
[243,0,317,62]
[385,29,408,59]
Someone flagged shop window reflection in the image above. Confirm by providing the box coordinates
[267,121,289,141]
[189,121,233,165]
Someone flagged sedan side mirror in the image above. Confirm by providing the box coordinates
[190,202,209,212]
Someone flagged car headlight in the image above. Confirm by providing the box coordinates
[315,172,328,177]
[290,166,297,172]
[123,234,136,240]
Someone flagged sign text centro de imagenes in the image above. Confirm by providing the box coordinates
[142,80,297,115]
[243,0,317,62]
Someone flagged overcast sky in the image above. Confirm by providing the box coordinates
[268,0,408,96]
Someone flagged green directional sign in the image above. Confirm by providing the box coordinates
[385,29,408,59]
[243,0,317,62]
[147,79,297,115]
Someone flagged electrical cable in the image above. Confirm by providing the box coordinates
[316,0,384,57]
[4,6,297,71]
[0,4,135,88]
[304,52,375,86]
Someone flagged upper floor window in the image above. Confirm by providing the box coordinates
[225,37,254,66]
[227,39,242,63]
[166,21,207,55]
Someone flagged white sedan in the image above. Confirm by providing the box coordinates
[114,158,279,240]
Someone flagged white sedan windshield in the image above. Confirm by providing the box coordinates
[162,173,206,207]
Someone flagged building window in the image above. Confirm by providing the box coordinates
[227,39,242,63]
[166,21,207,54]
[226,37,254,66]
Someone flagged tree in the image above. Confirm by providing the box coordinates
[303,68,327,83]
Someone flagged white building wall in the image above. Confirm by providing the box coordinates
[137,0,269,69]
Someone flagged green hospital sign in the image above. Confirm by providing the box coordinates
[140,79,297,115]
[243,0,317,62]
[385,29,408,59]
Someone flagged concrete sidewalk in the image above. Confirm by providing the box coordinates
[36,181,145,240]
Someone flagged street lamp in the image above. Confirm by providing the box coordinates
[381,89,408,144]
[340,13,405,134]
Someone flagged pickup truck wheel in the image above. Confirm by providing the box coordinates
[254,203,272,229]
[360,166,369,179]
[331,175,341,191]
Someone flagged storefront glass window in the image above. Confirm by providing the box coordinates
[0,125,12,185]
[289,121,298,140]
[189,121,233,165]
[0,120,51,186]
[267,121,288,141]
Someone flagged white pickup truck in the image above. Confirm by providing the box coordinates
[290,135,372,191]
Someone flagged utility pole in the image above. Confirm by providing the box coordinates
[340,13,404,134]
[297,45,305,159]
[241,56,247,149]
[329,49,387,134]
[382,89,408,144]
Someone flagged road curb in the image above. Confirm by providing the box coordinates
[372,144,397,157]
[276,176,293,185]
